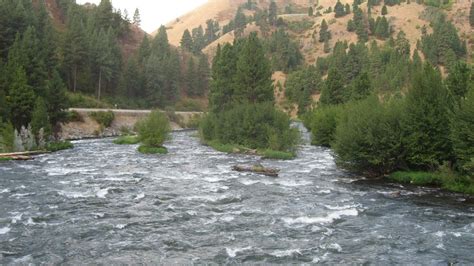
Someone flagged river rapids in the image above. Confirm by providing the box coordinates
[0,127,473,264]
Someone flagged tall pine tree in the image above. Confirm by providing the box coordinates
[234,33,274,104]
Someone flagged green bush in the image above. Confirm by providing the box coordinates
[47,141,74,152]
[333,97,404,175]
[67,92,111,108]
[285,66,321,114]
[174,98,207,112]
[286,19,314,33]
[0,122,14,153]
[451,88,474,175]
[65,110,84,123]
[137,110,170,148]
[138,145,168,154]
[200,103,300,153]
[89,111,115,128]
[305,104,344,147]
[113,135,140,145]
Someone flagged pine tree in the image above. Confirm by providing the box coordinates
[96,0,114,30]
[152,25,170,56]
[144,54,164,107]
[196,54,210,96]
[120,56,143,99]
[234,33,274,104]
[91,29,115,101]
[269,1,278,26]
[186,57,197,96]
[308,6,314,16]
[402,63,453,169]
[320,67,345,105]
[234,8,247,37]
[210,44,238,112]
[451,87,474,174]
[353,7,368,43]
[180,29,194,51]
[63,13,88,92]
[381,5,388,15]
[205,19,220,43]
[191,25,205,53]
[446,61,471,100]
[7,67,35,129]
[334,1,346,17]
[350,72,372,100]
[31,97,51,139]
[470,2,474,27]
[374,16,390,39]
[45,71,68,127]
[138,35,151,64]
[319,19,330,43]
[133,8,141,26]
[345,4,351,14]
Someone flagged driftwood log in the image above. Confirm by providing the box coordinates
[0,151,49,161]
[232,164,280,177]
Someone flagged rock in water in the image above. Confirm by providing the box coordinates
[232,164,280,177]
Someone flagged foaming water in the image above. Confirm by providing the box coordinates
[0,129,473,264]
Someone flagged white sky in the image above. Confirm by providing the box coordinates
[76,0,208,33]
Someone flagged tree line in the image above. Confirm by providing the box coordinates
[0,0,209,153]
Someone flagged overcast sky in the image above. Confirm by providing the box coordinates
[76,0,208,33]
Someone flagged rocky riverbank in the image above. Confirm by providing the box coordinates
[59,109,202,140]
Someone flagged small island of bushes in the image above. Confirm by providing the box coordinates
[199,33,299,159]
[114,110,170,155]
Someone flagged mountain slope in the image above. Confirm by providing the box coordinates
[161,0,472,65]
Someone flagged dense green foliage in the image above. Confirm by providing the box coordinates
[137,145,168,155]
[265,29,303,71]
[137,111,170,149]
[202,34,299,156]
[200,103,299,153]
[451,88,474,176]
[47,141,74,152]
[89,111,115,128]
[470,2,474,27]
[420,14,466,68]
[304,104,343,147]
[0,0,207,153]
[300,6,472,191]
[285,66,321,114]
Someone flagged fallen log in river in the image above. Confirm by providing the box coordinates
[232,164,280,177]
[0,151,50,161]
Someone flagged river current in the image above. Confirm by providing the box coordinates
[0,128,473,264]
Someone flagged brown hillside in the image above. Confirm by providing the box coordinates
[161,0,318,46]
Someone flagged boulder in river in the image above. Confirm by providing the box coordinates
[232,164,280,177]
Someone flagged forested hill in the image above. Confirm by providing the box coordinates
[0,0,210,149]
[162,0,472,115]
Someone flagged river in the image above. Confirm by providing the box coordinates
[0,128,473,264]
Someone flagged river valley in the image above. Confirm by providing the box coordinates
[0,128,473,264]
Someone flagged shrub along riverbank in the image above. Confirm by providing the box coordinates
[304,63,474,195]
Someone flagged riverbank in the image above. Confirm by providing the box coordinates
[388,171,474,195]
[60,108,202,140]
